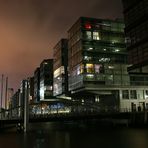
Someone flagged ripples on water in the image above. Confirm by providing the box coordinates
[0,122,148,148]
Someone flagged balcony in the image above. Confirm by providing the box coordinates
[69,73,130,91]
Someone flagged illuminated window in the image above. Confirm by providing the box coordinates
[85,31,92,40]
[93,31,100,40]
[40,83,44,100]
[86,74,94,79]
[84,56,92,61]
[130,90,137,99]
[86,64,94,73]
[46,86,53,91]
[95,64,103,73]
[114,49,120,52]
[80,64,84,74]
[108,65,114,69]
[137,90,144,99]
[44,62,48,65]
[87,47,93,51]
[54,66,65,78]
[122,90,129,99]
[77,66,80,75]
[146,90,148,99]
[76,64,84,75]
[99,58,110,62]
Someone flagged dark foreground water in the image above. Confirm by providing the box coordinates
[1,122,148,148]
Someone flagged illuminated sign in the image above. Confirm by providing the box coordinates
[85,23,91,29]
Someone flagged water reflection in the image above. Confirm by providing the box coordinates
[21,123,71,148]
[123,129,148,148]
[1,123,148,148]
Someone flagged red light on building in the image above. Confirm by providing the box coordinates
[85,23,91,29]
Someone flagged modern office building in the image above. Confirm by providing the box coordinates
[34,68,40,102]
[20,80,28,107]
[122,0,148,85]
[19,80,28,117]
[27,77,34,103]
[40,59,53,100]
[53,39,69,97]
[11,89,20,117]
[68,17,148,112]
[6,88,14,110]
[68,17,128,91]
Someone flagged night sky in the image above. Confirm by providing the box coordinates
[0,0,123,91]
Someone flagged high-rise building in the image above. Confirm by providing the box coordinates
[53,39,69,96]
[40,59,53,100]
[122,0,148,85]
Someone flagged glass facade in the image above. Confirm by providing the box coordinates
[122,0,148,86]
[39,59,53,100]
[68,17,129,91]
[34,68,40,102]
[53,39,68,96]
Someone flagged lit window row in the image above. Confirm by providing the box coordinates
[122,90,148,99]
[85,31,100,40]
[84,22,124,33]
[75,64,104,74]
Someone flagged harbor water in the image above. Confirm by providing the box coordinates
[0,122,148,148]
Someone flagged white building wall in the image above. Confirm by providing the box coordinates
[119,88,148,112]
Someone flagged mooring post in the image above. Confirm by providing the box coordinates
[24,80,29,132]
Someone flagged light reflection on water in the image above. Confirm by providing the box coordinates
[1,122,148,148]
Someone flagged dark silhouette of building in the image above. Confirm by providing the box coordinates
[11,89,20,117]
[34,68,40,102]
[122,0,148,85]
[53,39,69,97]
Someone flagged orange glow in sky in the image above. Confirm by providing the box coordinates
[0,0,123,91]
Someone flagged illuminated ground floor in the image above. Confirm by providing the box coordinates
[70,85,148,112]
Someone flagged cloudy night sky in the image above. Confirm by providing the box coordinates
[0,0,123,91]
